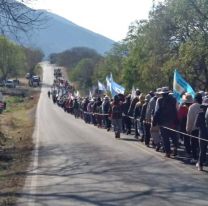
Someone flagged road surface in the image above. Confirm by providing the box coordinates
[18,62,208,206]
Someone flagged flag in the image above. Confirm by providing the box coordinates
[106,73,125,97]
[111,80,125,97]
[106,75,111,91]
[75,90,80,97]
[89,90,93,100]
[110,73,113,82]
[98,80,106,91]
[173,69,195,103]
[131,85,136,99]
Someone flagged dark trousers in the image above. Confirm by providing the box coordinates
[135,119,139,136]
[84,113,90,123]
[160,127,178,154]
[91,114,97,125]
[123,116,131,133]
[191,130,199,160]
[144,122,151,146]
[183,134,191,155]
[198,139,208,166]
[104,116,111,129]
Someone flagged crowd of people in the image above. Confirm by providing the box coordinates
[48,76,208,172]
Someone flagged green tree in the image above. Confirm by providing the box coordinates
[24,47,44,74]
[70,58,96,92]
[0,36,26,79]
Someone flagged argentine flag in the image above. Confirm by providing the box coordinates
[106,73,125,97]
[111,81,125,97]
[106,76,111,92]
[173,69,195,103]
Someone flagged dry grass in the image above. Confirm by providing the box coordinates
[0,91,40,205]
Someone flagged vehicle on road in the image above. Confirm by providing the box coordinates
[54,68,62,78]
[29,75,41,87]
[25,73,31,79]
[5,79,16,88]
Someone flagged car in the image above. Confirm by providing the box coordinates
[5,79,16,88]
[29,75,41,87]
[13,79,20,85]
[0,80,5,87]
[25,73,31,79]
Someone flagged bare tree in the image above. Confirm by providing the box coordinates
[0,0,45,38]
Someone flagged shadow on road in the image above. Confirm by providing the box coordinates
[1,143,207,205]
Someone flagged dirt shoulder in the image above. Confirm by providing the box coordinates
[0,89,40,205]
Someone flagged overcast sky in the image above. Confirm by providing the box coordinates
[28,0,158,41]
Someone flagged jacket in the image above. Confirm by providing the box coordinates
[153,94,177,127]
[195,105,208,140]
[186,103,201,133]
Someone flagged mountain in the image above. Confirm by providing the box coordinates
[19,10,115,57]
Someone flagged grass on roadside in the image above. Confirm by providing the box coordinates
[0,91,40,206]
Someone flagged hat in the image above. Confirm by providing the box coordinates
[114,95,119,102]
[126,94,131,100]
[104,96,109,100]
[194,93,203,104]
[136,89,141,96]
[145,94,151,102]
[202,97,208,106]
[139,93,145,102]
[149,91,155,97]
[182,93,193,104]
[159,86,170,94]
[199,91,205,97]
[155,88,161,94]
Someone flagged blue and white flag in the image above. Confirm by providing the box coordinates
[131,85,136,99]
[110,73,113,82]
[89,90,93,100]
[173,69,195,103]
[106,75,111,91]
[106,73,125,97]
[98,80,106,91]
[111,80,125,97]
[75,90,80,97]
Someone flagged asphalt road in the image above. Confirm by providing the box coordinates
[18,62,208,206]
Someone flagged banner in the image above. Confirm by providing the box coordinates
[173,69,195,103]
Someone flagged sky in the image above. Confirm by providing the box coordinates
[27,0,157,41]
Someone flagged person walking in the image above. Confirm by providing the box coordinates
[122,95,131,134]
[147,88,162,151]
[48,90,51,98]
[178,93,194,157]
[102,96,111,131]
[186,93,202,163]
[73,98,80,118]
[140,94,152,146]
[110,95,123,138]
[195,97,208,171]
[153,87,178,158]
[134,94,145,140]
